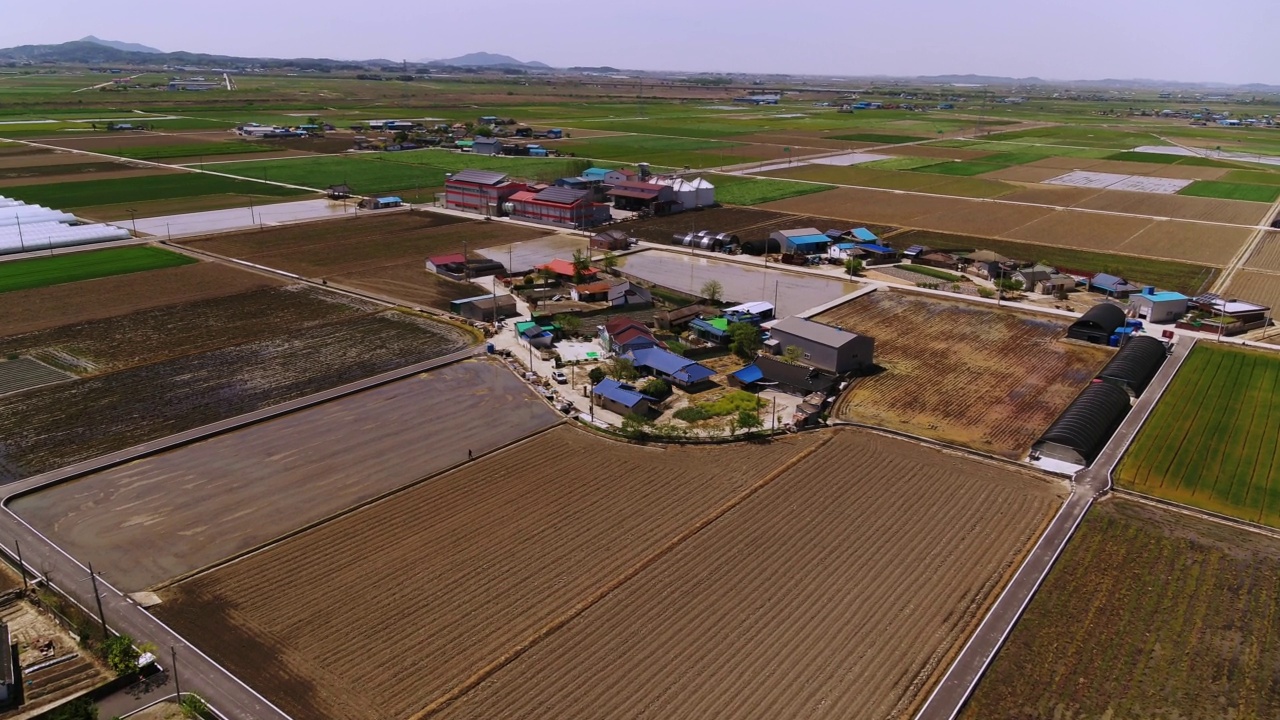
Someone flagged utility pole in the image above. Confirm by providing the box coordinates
[14,215,24,252]
[171,646,182,702]
[87,562,108,639]
[772,396,777,436]
[127,209,138,237]
[14,541,25,592]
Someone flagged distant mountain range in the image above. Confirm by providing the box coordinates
[423,52,550,69]
[79,36,162,54]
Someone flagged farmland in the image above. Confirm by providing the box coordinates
[0,261,283,336]
[550,134,764,168]
[0,289,472,481]
[818,290,1112,457]
[181,211,544,309]
[155,426,826,719]
[707,173,834,205]
[1179,179,1280,202]
[962,497,1280,719]
[156,426,1062,720]
[12,360,560,590]
[1226,269,1280,312]
[1,172,311,209]
[1116,344,1280,527]
[0,246,195,293]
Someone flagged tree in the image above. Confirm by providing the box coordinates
[571,249,591,284]
[640,378,670,399]
[606,357,639,381]
[102,634,140,676]
[474,125,494,137]
[737,409,763,435]
[782,345,804,363]
[536,266,556,283]
[600,252,619,273]
[554,313,583,338]
[47,698,97,720]
[588,366,606,384]
[844,257,864,278]
[179,694,210,719]
[700,279,724,303]
[728,322,762,360]
[977,287,996,299]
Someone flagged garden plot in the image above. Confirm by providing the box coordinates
[0,357,71,396]
[1045,170,1192,194]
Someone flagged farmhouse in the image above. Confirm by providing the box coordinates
[764,316,874,374]
[1129,287,1189,323]
[730,355,838,397]
[581,167,613,181]
[690,316,732,344]
[624,347,716,390]
[507,187,610,229]
[1032,381,1133,465]
[1181,294,1272,336]
[603,168,640,183]
[828,243,866,263]
[537,258,598,284]
[570,280,613,303]
[515,320,555,349]
[450,294,518,322]
[1067,303,1126,344]
[444,169,526,215]
[965,250,1014,280]
[915,251,958,270]
[592,378,657,417]
[1088,273,1142,299]
[589,228,633,251]
[771,228,830,255]
[1096,335,1168,397]
[600,317,660,354]
[656,303,716,331]
[606,281,652,308]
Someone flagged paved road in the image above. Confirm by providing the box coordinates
[915,337,1195,720]
[0,346,481,720]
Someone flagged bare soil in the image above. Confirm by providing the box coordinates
[1245,231,1280,272]
[1118,221,1252,266]
[1226,269,1280,311]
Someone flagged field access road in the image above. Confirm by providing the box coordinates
[915,337,1195,720]
[0,346,481,720]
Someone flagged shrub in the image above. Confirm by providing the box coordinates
[102,635,139,676]
[673,406,712,422]
[588,366,606,384]
[640,378,670,398]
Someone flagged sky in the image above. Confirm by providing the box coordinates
[2,0,1277,85]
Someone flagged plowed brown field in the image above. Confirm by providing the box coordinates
[1000,211,1154,251]
[0,261,282,336]
[1073,191,1268,225]
[434,430,1064,720]
[818,290,1111,457]
[995,185,1103,206]
[1245,231,1280,271]
[156,427,824,720]
[761,186,1054,236]
[980,165,1068,183]
[1226,269,1280,311]
[1118,222,1251,266]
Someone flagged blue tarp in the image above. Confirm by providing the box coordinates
[851,228,878,241]
[786,234,829,247]
[732,364,764,384]
[377,196,403,204]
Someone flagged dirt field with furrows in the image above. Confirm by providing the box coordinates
[13,360,559,591]
[0,261,282,336]
[1226,269,1280,311]
[1072,190,1269,225]
[818,290,1111,457]
[0,151,130,169]
[1117,221,1252,266]
[0,285,370,372]
[980,165,1075,183]
[1245,231,1280,271]
[155,427,824,720]
[729,132,879,151]
[994,184,1103,206]
[761,186,1054,236]
[0,310,471,482]
[962,497,1280,719]
[329,259,478,309]
[1000,210,1154,251]
[434,429,1063,720]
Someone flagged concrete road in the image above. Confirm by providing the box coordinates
[915,337,1195,720]
[0,346,480,720]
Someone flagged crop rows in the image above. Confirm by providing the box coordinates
[0,311,471,481]
[155,427,823,720]
[1117,343,1280,526]
[818,290,1111,457]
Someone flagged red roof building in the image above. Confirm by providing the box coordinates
[444,169,526,215]
[537,258,599,281]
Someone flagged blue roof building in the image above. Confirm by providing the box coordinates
[1089,273,1142,298]
[582,167,612,180]
[1130,286,1190,323]
[625,347,716,388]
[592,378,657,416]
[850,228,879,242]
[771,228,831,254]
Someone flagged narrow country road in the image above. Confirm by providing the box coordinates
[914,337,1195,720]
[0,346,481,719]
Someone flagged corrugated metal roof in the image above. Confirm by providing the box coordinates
[449,169,509,185]
[593,378,655,408]
[534,186,588,204]
[774,227,823,238]
[858,244,895,254]
[770,316,862,348]
[851,228,878,241]
[732,364,765,384]
[785,234,830,246]
[608,188,661,200]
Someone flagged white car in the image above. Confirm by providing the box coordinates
[551,371,568,384]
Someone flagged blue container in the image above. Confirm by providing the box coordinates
[486,342,495,354]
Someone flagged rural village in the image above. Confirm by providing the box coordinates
[0,27,1276,720]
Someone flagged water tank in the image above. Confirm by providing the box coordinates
[502,202,515,214]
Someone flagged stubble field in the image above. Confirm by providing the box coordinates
[962,497,1280,719]
[157,426,1063,720]
[1226,269,1280,312]
[818,290,1112,457]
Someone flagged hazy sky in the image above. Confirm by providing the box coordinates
[3,0,1276,85]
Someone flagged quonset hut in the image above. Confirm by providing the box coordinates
[1067,303,1126,344]
[1032,381,1132,465]
[1096,336,1168,397]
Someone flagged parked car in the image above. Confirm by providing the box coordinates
[552,370,568,384]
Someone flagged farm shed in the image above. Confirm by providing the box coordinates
[915,251,958,270]
[426,253,468,274]
[1130,287,1189,323]
[730,355,837,397]
[571,280,613,303]
[444,169,526,215]
[765,316,874,374]
[740,238,782,256]
[582,167,612,181]
[359,196,404,210]
[856,243,898,265]
[515,320,555,349]
[724,301,775,323]
[607,181,679,214]
[1067,303,1127,344]
[1097,336,1168,397]
[1089,273,1142,299]
[592,378,656,417]
[473,137,504,156]
[1032,381,1133,465]
[506,187,610,230]
[590,229,633,251]
[771,228,830,255]
[604,168,640,183]
[607,281,651,308]
[326,184,353,199]
[450,294,518,321]
[624,347,716,389]
[656,304,715,331]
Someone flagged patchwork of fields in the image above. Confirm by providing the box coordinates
[1117,343,1280,527]
[0,246,194,293]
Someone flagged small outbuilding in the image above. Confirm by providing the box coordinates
[1066,303,1126,344]
[1089,272,1142,299]
[590,228,634,251]
[1129,286,1189,323]
[1032,381,1133,465]
[326,184,353,199]
[593,378,657,417]
[770,228,830,255]
[473,137,504,155]
[450,294,518,322]
[1096,335,1168,397]
[360,196,403,210]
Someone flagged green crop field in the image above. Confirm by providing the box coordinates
[828,132,923,144]
[858,156,947,171]
[550,134,757,168]
[1117,344,1280,526]
[2,173,310,209]
[106,142,278,161]
[910,160,1012,176]
[0,246,196,293]
[1178,180,1280,203]
[963,497,1280,719]
[706,174,833,206]
[1222,169,1280,186]
[982,126,1166,150]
